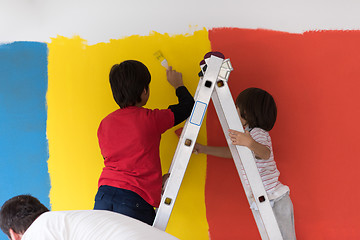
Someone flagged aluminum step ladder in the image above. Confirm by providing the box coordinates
[153,52,283,240]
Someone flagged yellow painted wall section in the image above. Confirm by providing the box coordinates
[47,30,210,239]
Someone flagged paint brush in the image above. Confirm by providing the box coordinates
[153,50,169,69]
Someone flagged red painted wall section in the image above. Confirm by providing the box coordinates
[206,28,360,239]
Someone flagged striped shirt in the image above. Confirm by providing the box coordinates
[242,127,289,200]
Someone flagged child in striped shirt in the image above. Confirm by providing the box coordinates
[194,87,296,240]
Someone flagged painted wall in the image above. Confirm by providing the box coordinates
[46,32,211,240]
[206,28,360,239]
[1,1,360,240]
[0,42,50,208]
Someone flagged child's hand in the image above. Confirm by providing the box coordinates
[162,173,170,194]
[166,66,184,89]
[228,129,253,147]
[193,142,204,154]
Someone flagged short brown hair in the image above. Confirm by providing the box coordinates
[109,60,151,108]
[235,88,277,131]
[0,195,49,238]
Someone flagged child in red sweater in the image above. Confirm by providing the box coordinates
[94,60,194,225]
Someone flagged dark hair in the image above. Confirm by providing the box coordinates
[0,195,49,238]
[109,60,151,108]
[235,88,277,131]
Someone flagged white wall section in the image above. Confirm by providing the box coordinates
[1,0,360,44]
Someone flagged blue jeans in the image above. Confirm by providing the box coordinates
[94,185,156,225]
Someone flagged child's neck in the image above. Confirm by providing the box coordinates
[135,102,145,107]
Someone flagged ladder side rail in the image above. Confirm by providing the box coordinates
[152,123,198,230]
[153,56,224,230]
[154,100,208,230]
[167,75,204,172]
[210,90,252,198]
[212,80,283,240]
[211,86,269,240]
[210,58,255,202]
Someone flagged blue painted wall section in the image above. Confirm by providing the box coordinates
[0,42,50,239]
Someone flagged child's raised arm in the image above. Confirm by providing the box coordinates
[166,66,194,126]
